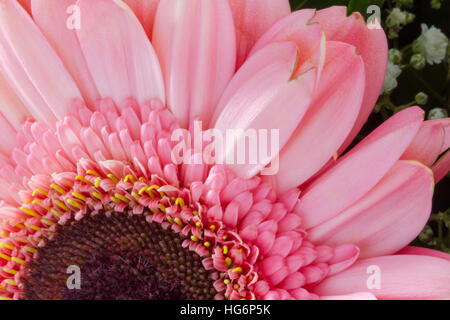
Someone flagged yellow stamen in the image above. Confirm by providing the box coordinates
[67,199,83,210]
[0,297,13,300]
[107,173,119,184]
[94,178,101,188]
[158,204,166,213]
[0,253,10,261]
[195,221,201,228]
[32,189,48,197]
[19,207,40,218]
[223,245,229,255]
[193,211,199,216]
[138,187,148,195]
[175,198,185,208]
[190,235,198,242]
[209,225,216,232]
[86,169,100,177]
[31,199,42,205]
[3,268,17,275]
[0,231,9,237]
[72,192,87,202]
[174,217,183,227]
[24,223,40,231]
[233,284,239,290]
[148,185,163,197]
[111,196,119,204]
[204,241,211,248]
[0,242,13,251]
[232,267,242,273]
[114,193,130,204]
[92,192,103,200]
[75,175,90,184]
[225,257,232,266]
[24,246,35,254]
[11,257,25,265]
[224,279,231,285]
[124,174,136,183]
[50,184,66,194]
[14,223,24,229]
[3,279,16,286]
[131,191,140,202]
[55,200,70,212]
[50,208,61,218]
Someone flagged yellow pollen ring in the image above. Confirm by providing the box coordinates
[114,193,130,204]
[50,184,66,194]
[86,169,100,177]
[32,189,48,197]
[20,207,40,218]
[72,193,87,202]
[107,173,119,184]
[175,198,185,208]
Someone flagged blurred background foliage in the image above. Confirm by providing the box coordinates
[290,0,450,253]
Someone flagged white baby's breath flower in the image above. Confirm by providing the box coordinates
[413,24,448,64]
[382,61,402,94]
[386,8,407,28]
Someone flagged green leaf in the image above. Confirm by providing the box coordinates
[290,0,348,11]
[347,0,385,18]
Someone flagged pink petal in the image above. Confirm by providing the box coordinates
[311,6,388,153]
[228,0,291,68]
[214,42,315,179]
[312,255,450,300]
[0,0,82,127]
[321,292,377,300]
[401,120,446,167]
[31,0,100,107]
[250,9,325,82]
[76,0,165,109]
[308,160,434,258]
[432,150,450,183]
[123,0,160,38]
[296,107,424,229]
[397,246,450,262]
[275,40,365,192]
[18,0,31,13]
[0,68,30,128]
[152,0,236,129]
[0,113,17,155]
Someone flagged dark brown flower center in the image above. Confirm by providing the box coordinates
[20,211,217,300]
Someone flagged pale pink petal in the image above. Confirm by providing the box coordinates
[250,9,325,82]
[397,246,450,262]
[308,161,434,258]
[275,41,365,192]
[425,118,450,153]
[401,120,446,167]
[76,0,165,109]
[0,113,17,154]
[0,69,30,128]
[311,6,388,153]
[228,0,291,68]
[31,0,100,107]
[296,107,424,229]
[123,0,160,38]
[214,42,315,179]
[432,149,450,183]
[0,0,82,127]
[152,0,236,129]
[321,292,377,300]
[312,255,450,300]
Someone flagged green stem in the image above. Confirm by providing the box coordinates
[409,69,447,105]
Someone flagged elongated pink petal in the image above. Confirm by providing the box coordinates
[152,0,236,129]
[0,69,30,128]
[321,292,377,300]
[228,0,291,68]
[275,41,365,192]
[308,161,434,258]
[432,149,450,183]
[401,120,446,167]
[311,6,388,153]
[397,246,450,262]
[76,0,165,109]
[296,107,424,229]
[425,118,450,153]
[214,42,315,179]
[0,0,82,128]
[250,9,325,83]
[123,0,160,38]
[312,255,450,299]
[31,0,100,107]
[0,113,17,155]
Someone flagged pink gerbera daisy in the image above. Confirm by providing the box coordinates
[0,0,449,300]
